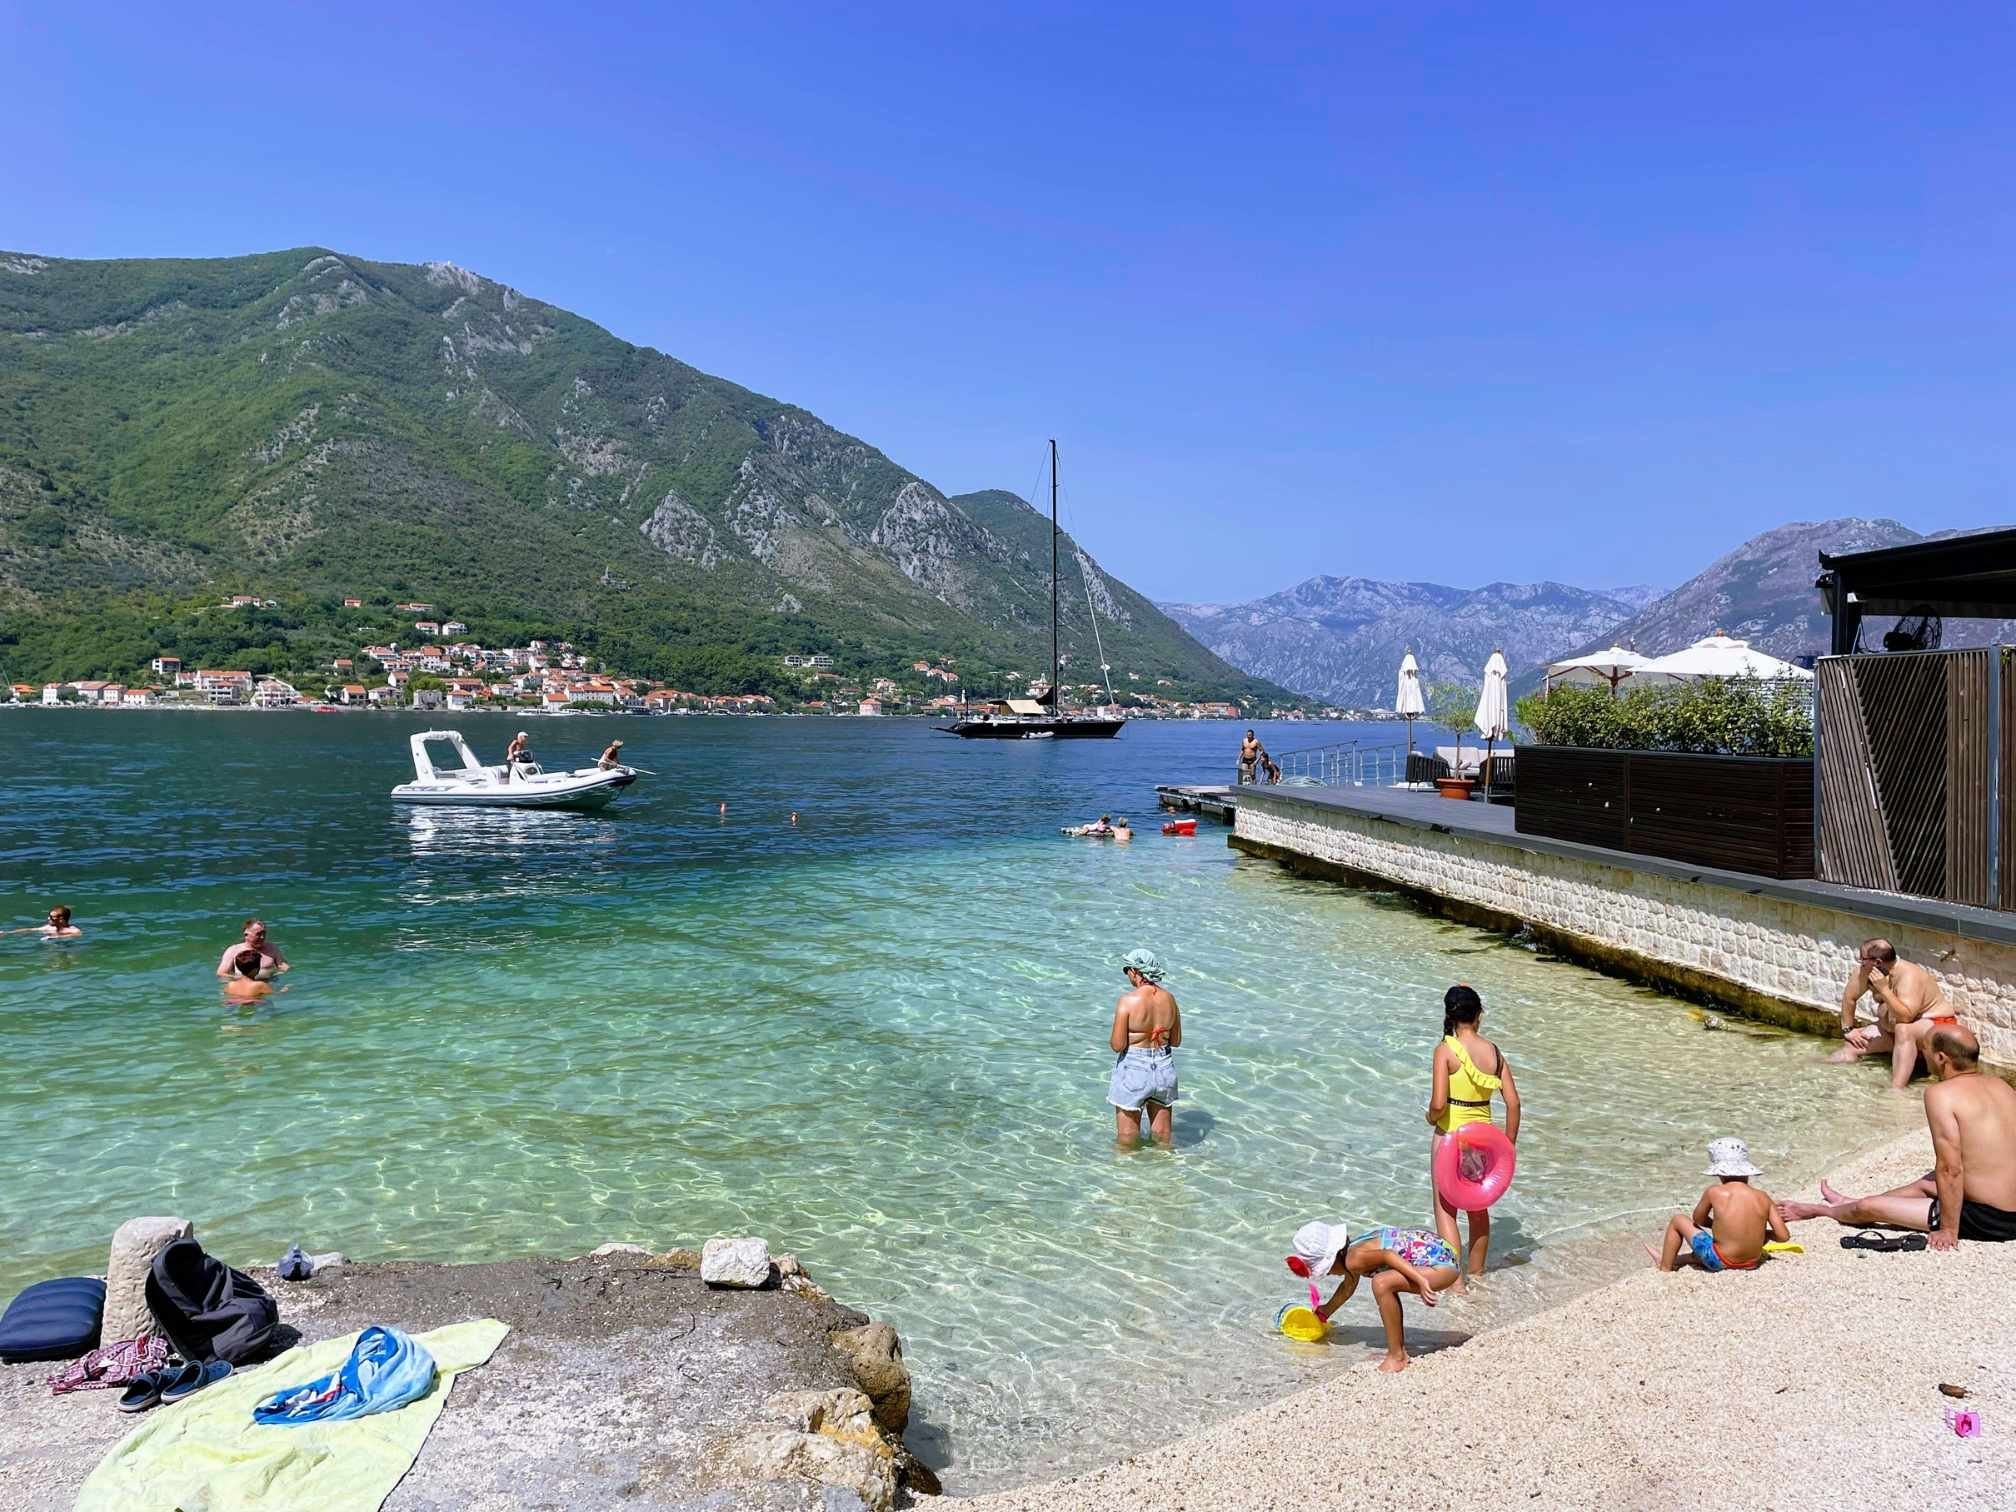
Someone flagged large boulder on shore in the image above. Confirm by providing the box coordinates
[103,1216,193,1343]
[702,1235,774,1288]
[708,1388,897,1511]
[831,1321,911,1434]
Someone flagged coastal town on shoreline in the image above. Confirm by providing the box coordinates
[5,592,1327,721]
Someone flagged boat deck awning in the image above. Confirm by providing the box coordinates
[1003,699,1047,716]
[1818,528,2016,654]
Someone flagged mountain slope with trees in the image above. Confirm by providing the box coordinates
[0,248,1281,701]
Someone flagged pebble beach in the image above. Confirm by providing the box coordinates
[969,1124,2009,1510]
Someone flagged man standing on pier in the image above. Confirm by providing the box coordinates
[1782,1025,2016,1247]
[1238,729,1266,786]
[1829,938,1955,1088]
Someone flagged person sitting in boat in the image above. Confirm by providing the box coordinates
[597,739,626,770]
[505,730,534,779]
[215,918,288,980]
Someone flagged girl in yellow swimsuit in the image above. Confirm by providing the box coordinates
[1426,984,1521,1285]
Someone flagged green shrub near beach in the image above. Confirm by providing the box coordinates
[1514,678,1813,757]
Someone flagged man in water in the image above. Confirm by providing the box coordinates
[215,918,288,980]
[505,730,533,779]
[1829,938,1955,1088]
[222,948,274,1001]
[10,905,82,939]
[597,739,625,770]
[1781,1025,2016,1248]
[1238,729,1264,785]
[1108,947,1181,1147]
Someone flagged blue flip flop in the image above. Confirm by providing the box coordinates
[116,1368,172,1413]
[159,1357,233,1404]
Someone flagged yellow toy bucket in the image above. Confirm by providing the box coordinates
[1274,1301,1327,1342]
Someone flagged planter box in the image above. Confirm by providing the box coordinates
[1514,746,1815,879]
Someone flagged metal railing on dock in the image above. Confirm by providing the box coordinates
[1248,739,1414,790]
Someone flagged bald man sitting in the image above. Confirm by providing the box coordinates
[1828,938,1958,1089]
[1783,1025,2016,1249]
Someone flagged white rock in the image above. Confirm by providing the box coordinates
[103,1216,193,1343]
[701,1235,773,1288]
[589,1242,652,1259]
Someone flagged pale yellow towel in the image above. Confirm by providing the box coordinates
[76,1318,509,1512]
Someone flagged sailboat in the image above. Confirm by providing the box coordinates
[940,440,1125,740]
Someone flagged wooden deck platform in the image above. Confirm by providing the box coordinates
[1153,784,1239,821]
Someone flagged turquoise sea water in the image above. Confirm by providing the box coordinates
[0,710,1918,1489]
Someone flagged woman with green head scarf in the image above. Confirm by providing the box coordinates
[1109,948,1181,1148]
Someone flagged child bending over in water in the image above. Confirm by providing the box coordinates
[1655,1137,1787,1272]
[1290,1219,1462,1372]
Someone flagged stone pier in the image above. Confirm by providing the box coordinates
[1229,784,2016,1066]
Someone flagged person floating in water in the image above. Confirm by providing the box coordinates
[8,905,82,939]
[1426,985,1520,1285]
[215,918,288,980]
[1108,948,1180,1148]
[789,810,799,827]
[718,800,728,817]
[222,948,275,1001]
[597,739,625,770]
[1111,816,1133,842]
[1654,1138,1786,1272]
[1290,1219,1460,1372]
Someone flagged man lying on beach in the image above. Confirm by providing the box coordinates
[1291,1219,1459,1373]
[222,948,274,1001]
[1829,938,1955,1088]
[215,918,288,979]
[1781,1025,2016,1248]
[1655,1137,1787,1272]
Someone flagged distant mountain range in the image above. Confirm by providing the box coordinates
[1166,520,2011,706]
[0,248,1280,700]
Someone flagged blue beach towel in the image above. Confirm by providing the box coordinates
[252,1325,436,1425]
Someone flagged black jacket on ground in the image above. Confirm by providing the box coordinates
[144,1237,279,1364]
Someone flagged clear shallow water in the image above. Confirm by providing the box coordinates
[0,710,1917,1489]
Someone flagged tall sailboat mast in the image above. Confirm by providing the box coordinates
[1049,438,1060,710]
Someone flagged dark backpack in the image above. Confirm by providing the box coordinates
[145,1238,280,1365]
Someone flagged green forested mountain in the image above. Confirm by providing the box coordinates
[0,248,1281,700]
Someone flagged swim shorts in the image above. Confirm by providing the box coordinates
[1927,1197,2016,1242]
[1108,1048,1178,1112]
[1688,1230,1726,1272]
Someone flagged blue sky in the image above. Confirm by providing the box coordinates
[8,2,2012,602]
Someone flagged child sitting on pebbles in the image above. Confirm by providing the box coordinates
[1654,1137,1788,1272]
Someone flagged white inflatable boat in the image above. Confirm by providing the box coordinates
[389,730,638,810]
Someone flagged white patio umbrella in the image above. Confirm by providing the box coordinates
[1545,645,1650,697]
[1395,652,1426,763]
[1635,632,1813,686]
[1474,650,1511,777]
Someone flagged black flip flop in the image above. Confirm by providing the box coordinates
[116,1368,171,1413]
[1839,1230,1928,1253]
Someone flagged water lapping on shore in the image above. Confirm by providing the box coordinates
[0,711,1919,1490]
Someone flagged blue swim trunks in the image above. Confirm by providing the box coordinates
[1108,1048,1178,1112]
[1689,1230,1725,1272]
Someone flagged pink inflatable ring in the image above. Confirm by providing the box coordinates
[1434,1123,1516,1210]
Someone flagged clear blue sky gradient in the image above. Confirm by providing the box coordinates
[9,2,2012,602]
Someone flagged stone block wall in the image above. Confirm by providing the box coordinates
[1234,794,2016,1067]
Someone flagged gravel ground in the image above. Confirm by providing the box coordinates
[0,1248,898,1511]
[968,1126,2011,1512]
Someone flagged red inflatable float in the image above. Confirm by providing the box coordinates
[1432,1122,1516,1210]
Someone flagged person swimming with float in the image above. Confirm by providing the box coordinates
[1288,1218,1462,1372]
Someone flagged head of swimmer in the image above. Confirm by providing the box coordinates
[231,947,265,980]
[47,905,71,929]
[242,918,268,947]
[1928,1024,1980,1079]
[1443,983,1483,1037]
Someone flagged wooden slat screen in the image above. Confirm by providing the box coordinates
[1946,649,1992,906]
[1816,658,1897,890]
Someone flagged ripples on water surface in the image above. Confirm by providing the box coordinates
[0,711,1917,1489]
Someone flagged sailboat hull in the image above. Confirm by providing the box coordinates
[940,717,1124,740]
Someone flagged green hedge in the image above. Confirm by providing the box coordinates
[1514,678,1813,757]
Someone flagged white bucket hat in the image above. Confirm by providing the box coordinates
[1290,1220,1350,1277]
[1705,1137,1763,1178]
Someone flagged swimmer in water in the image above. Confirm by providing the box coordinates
[9,905,83,939]
[1112,816,1133,841]
[789,810,799,826]
[719,800,728,817]
[215,918,288,979]
[222,948,274,1001]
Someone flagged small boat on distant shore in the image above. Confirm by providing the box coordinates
[389,730,637,810]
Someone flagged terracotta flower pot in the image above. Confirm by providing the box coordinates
[1436,776,1476,800]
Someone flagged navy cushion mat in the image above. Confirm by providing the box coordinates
[0,1276,106,1363]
